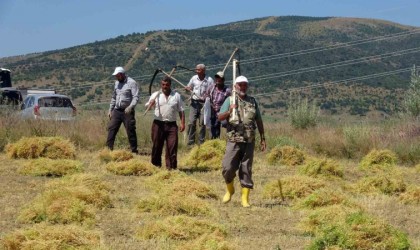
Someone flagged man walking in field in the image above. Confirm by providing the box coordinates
[217,75,266,207]
[146,76,185,170]
[185,64,214,145]
[106,66,140,153]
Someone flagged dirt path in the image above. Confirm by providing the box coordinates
[124,31,164,71]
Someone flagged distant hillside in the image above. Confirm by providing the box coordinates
[1,16,419,116]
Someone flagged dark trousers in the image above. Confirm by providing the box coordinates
[106,109,138,153]
[222,141,255,189]
[210,109,221,139]
[151,120,178,170]
[188,100,206,145]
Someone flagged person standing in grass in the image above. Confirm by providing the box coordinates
[217,75,266,207]
[106,66,140,153]
[209,71,231,139]
[146,76,185,170]
[185,64,214,145]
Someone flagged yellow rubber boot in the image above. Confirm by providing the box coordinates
[222,182,235,203]
[241,187,251,207]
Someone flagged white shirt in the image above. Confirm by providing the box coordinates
[146,90,184,122]
[187,75,214,100]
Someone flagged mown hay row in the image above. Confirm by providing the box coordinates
[106,159,156,176]
[19,158,83,177]
[1,223,102,250]
[5,136,76,159]
[359,149,397,172]
[182,139,226,171]
[98,148,133,163]
[299,157,343,178]
[266,145,306,166]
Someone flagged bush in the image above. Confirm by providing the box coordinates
[404,65,420,118]
[266,145,306,166]
[299,158,343,178]
[287,97,318,129]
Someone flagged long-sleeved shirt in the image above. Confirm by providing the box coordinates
[187,75,214,101]
[109,76,139,111]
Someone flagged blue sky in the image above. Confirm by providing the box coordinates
[1,0,419,58]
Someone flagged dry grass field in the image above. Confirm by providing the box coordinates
[0,111,419,249]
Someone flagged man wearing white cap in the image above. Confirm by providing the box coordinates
[217,75,266,207]
[209,71,231,139]
[106,66,140,153]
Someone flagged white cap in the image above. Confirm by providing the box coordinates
[235,76,248,84]
[112,66,125,76]
[215,71,224,78]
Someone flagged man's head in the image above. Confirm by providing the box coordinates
[235,76,248,97]
[112,66,126,82]
[195,64,206,79]
[214,71,225,86]
[161,76,172,95]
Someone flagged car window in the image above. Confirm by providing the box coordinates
[25,96,34,108]
[38,97,73,107]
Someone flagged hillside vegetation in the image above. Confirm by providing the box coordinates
[1,16,419,116]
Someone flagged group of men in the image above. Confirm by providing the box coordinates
[106,65,266,207]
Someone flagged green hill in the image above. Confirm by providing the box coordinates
[1,16,419,116]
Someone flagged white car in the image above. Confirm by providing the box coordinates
[21,94,76,120]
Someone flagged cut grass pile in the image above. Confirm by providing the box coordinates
[178,231,237,250]
[306,211,410,250]
[182,139,226,170]
[299,157,343,178]
[18,174,111,225]
[356,172,406,195]
[5,136,76,159]
[137,194,214,217]
[1,223,102,250]
[262,175,326,202]
[399,185,420,205]
[136,215,227,241]
[106,158,156,176]
[295,188,357,209]
[19,158,83,177]
[359,149,397,172]
[98,148,133,163]
[266,145,306,166]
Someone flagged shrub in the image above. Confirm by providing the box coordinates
[299,158,343,178]
[359,149,397,171]
[287,97,318,129]
[262,175,326,201]
[404,65,420,118]
[19,158,83,176]
[106,159,156,176]
[266,145,306,166]
[183,139,226,171]
[98,148,133,163]
[136,215,227,241]
[5,136,76,159]
[1,223,102,250]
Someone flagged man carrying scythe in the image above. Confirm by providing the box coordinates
[217,75,266,207]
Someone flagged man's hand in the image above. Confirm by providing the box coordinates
[260,139,267,152]
[108,110,112,120]
[179,123,185,132]
[124,106,133,114]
